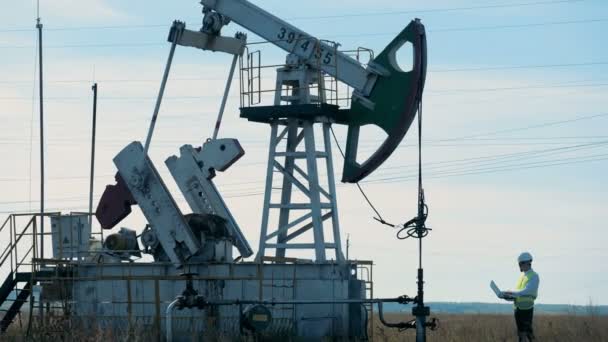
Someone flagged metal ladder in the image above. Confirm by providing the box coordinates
[256,118,345,262]
[0,215,38,332]
[357,262,374,341]
[0,214,60,333]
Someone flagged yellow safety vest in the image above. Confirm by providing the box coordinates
[514,270,538,310]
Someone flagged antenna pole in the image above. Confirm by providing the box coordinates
[36,16,45,260]
[346,234,350,260]
[88,83,98,229]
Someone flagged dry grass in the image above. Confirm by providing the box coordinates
[374,313,608,342]
[2,313,607,341]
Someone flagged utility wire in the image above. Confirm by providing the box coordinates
[445,112,608,140]
[428,82,608,95]
[3,153,606,207]
[3,121,607,186]
[2,134,606,145]
[0,76,236,84]
[2,61,607,85]
[374,146,608,180]
[2,113,608,202]
[430,61,608,73]
[430,18,607,33]
[1,17,606,49]
[378,140,608,174]
[316,18,608,39]
[285,0,585,20]
[1,139,604,150]
[363,152,608,184]
[0,0,586,33]
[3,81,607,101]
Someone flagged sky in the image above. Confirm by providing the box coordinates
[0,0,607,306]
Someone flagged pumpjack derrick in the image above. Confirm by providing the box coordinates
[215,1,428,262]
[95,0,426,266]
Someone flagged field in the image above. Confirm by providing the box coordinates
[375,313,608,341]
[2,313,607,341]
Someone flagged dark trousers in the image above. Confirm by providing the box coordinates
[514,308,534,341]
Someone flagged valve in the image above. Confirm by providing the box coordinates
[176,273,207,310]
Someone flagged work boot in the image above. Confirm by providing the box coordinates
[518,331,529,342]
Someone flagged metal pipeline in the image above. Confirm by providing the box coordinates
[378,302,415,330]
[166,298,180,342]
[199,297,405,306]
[164,295,410,340]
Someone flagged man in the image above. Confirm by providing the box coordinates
[503,252,540,342]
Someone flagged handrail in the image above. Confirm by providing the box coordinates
[17,245,34,269]
[0,244,11,267]
[0,217,35,268]
[0,215,10,234]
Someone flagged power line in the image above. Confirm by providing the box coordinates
[225,140,608,187]
[363,153,608,184]
[373,142,608,178]
[286,0,585,20]
[0,137,604,149]
[428,82,608,95]
[0,0,586,33]
[4,134,606,145]
[0,42,163,49]
[2,111,606,203]
[2,17,606,49]
[0,207,86,214]
[2,152,605,208]
[1,61,607,85]
[316,18,608,39]
[0,23,169,33]
[430,61,608,73]
[0,195,84,205]
[430,18,608,33]
[444,113,608,140]
[0,76,232,84]
[379,140,608,172]
[3,141,606,204]
[2,81,607,101]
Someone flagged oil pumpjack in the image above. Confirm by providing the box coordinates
[0,0,429,340]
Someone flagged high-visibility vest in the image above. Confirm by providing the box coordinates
[514,270,538,310]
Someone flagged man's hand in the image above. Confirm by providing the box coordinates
[502,291,515,299]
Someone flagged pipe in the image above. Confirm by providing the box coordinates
[36,16,45,323]
[36,17,44,260]
[198,297,403,306]
[416,268,426,342]
[165,298,180,342]
[377,302,414,329]
[88,83,98,231]
[416,314,426,342]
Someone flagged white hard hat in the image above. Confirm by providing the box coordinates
[518,252,533,263]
